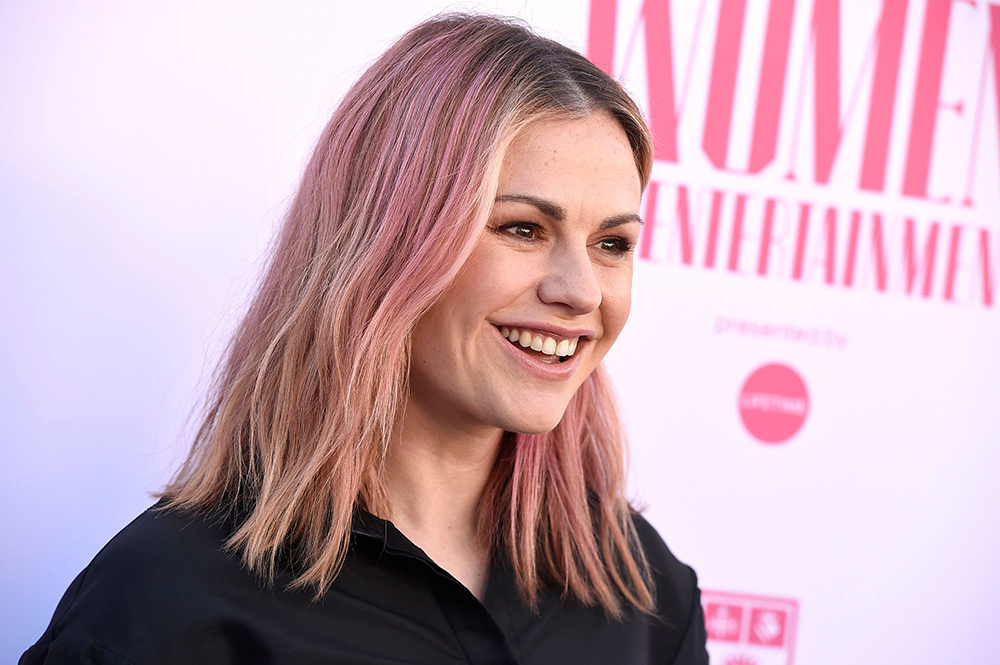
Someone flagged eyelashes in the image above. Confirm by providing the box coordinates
[496,222,539,241]
[490,222,635,256]
[596,236,634,255]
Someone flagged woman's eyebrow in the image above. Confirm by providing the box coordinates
[495,193,566,220]
[599,213,643,230]
[494,194,643,229]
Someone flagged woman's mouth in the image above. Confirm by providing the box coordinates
[497,326,578,364]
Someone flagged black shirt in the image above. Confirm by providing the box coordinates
[22,502,708,664]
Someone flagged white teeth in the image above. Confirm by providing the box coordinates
[498,325,582,359]
[541,337,557,355]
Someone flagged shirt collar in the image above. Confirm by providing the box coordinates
[351,507,434,561]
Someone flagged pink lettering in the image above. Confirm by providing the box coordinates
[791,205,837,284]
[703,0,795,173]
[871,214,889,292]
[962,5,1000,207]
[703,0,746,169]
[859,0,909,192]
[978,228,996,306]
[903,217,940,297]
[727,194,748,271]
[757,199,782,276]
[748,0,796,172]
[586,0,617,75]
[792,203,811,280]
[842,210,862,287]
[705,190,725,269]
[640,182,696,264]
[943,224,963,301]
[902,0,955,200]
[645,1,682,162]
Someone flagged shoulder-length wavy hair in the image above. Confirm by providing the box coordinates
[162,13,655,617]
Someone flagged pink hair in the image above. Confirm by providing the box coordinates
[161,13,655,617]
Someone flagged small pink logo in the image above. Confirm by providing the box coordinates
[738,363,809,444]
[703,590,799,665]
[748,608,787,646]
[705,603,743,642]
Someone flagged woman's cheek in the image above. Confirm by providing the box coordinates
[601,272,633,337]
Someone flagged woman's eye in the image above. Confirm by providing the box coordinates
[597,236,634,255]
[498,222,539,240]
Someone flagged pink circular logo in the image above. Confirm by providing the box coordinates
[738,363,809,444]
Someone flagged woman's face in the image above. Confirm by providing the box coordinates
[408,111,643,436]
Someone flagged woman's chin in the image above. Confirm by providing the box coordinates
[497,405,569,436]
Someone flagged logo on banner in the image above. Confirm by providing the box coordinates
[703,590,800,665]
[738,363,808,443]
[587,0,1000,309]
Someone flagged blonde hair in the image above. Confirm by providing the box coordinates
[162,13,655,618]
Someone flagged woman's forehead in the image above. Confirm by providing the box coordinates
[495,113,642,214]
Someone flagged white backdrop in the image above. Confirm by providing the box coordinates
[2,2,998,664]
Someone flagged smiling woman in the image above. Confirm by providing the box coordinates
[23,13,707,665]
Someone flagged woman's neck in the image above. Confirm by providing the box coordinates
[383,402,504,600]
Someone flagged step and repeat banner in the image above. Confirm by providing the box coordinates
[595,2,1000,664]
[2,1,998,664]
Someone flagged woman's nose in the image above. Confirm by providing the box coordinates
[536,243,602,313]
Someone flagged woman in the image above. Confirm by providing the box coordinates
[23,13,707,665]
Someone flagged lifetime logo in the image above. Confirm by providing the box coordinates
[738,363,809,443]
